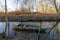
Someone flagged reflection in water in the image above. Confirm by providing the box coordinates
[0,22,59,39]
[0,22,5,33]
[0,22,21,37]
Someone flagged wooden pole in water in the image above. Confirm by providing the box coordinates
[5,0,7,40]
[8,23,10,39]
[5,0,9,40]
[38,22,42,40]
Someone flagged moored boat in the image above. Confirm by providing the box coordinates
[13,24,47,33]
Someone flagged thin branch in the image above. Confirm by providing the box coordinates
[53,0,58,13]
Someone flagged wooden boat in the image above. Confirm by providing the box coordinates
[13,24,47,33]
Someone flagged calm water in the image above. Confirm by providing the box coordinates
[0,22,21,37]
[0,22,59,39]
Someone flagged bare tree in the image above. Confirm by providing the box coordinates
[43,0,60,40]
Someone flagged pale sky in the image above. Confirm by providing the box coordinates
[0,0,60,12]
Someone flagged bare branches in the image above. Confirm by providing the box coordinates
[53,0,58,13]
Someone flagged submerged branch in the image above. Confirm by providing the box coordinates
[44,22,59,40]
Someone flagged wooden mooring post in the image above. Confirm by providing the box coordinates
[38,22,42,40]
[5,0,10,40]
